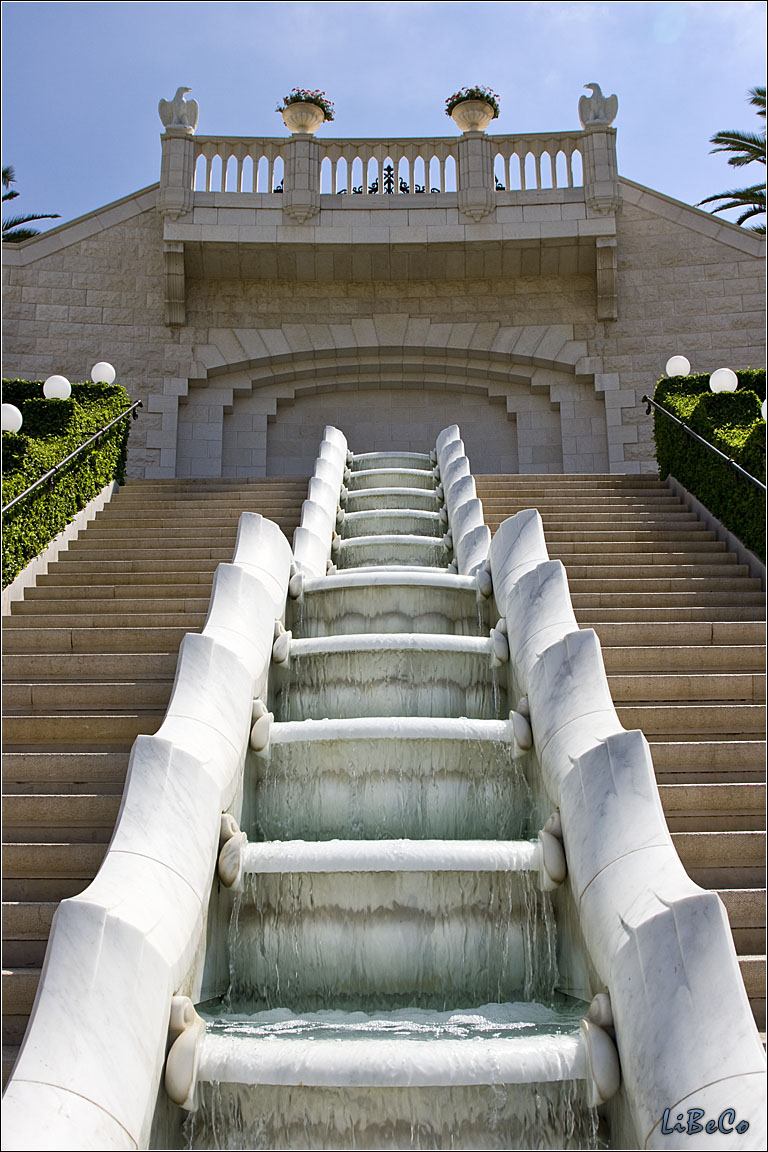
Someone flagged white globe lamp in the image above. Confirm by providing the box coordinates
[43,375,72,399]
[91,361,116,384]
[665,355,690,377]
[762,399,766,422]
[709,368,738,394]
[1,403,23,433]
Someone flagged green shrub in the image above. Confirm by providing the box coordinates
[2,379,134,587]
[652,371,766,559]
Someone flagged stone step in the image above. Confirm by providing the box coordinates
[568,577,761,594]
[11,597,211,617]
[563,563,745,580]
[95,496,303,510]
[719,890,767,955]
[673,831,766,888]
[2,903,57,966]
[571,590,764,607]
[2,752,130,791]
[660,783,766,832]
[2,713,163,750]
[3,794,121,842]
[592,622,765,647]
[2,876,100,903]
[649,741,766,782]
[481,499,690,511]
[504,529,719,542]
[3,611,207,630]
[80,525,241,540]
[3,653,178,681]
[2,968,39,1018]
[3,679,174,713]
[86,513,298,530]
[617,703,765,735]
[25,581,216,599]
[2,842,109,881]
[738,956,766,1030]
[55,546,235,562]
[579,606,765,623]
[36,568,218,586]
[2,626,190,654]
[46,558,223,574]
[109,484,308,497]
[607,672,765,704]
[601,646,765,673]
[552,542,729,556]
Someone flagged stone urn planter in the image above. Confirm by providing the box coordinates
[449,99,496,133]
[281,101,327,135]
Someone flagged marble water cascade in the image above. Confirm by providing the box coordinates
[4,425,763,1151]
[176,430,609,1151]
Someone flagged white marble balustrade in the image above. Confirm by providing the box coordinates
[191,132,585,198]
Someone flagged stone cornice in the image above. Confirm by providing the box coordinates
[2,184,159,265]
[619,178,765,255]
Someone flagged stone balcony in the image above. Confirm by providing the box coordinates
[158,94,621,325]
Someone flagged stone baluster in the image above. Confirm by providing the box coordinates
[456,131,495,222]
[282,135,321,223]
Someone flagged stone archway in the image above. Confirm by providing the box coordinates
[149,320,627,478]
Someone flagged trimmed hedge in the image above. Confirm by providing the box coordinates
[2,380,134,588]
[652,370,766,559]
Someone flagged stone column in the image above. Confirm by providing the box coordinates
[283,134,321,223]
[158,127,196,219]
[158,128,196,326]
[581,125,619,216]
[456,131,495,222]
[596,237,618,321]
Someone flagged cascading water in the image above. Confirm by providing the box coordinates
[181,439,605,1151]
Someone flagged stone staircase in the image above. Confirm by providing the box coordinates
[476,474,766,1034]
[1,478,306,1085]
[3,472,765,1087]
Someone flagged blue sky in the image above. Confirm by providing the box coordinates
[2,1,766,231]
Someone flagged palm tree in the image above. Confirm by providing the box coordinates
[2,165,60,242]
[699,87,766,233]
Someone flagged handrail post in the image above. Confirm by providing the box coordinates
[456,130,494,221]
[282,134,321,223]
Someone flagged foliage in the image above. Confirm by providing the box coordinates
[652,371,766,558]
[276,88,335,121]
[445,86,500,118]
[2,165,60,243]
[1,380,133,587]
[699,86,766,233]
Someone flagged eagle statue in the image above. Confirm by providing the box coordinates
[158,87,199,133]
[578,83,618,129]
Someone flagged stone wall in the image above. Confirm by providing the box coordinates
[2,179,764,479]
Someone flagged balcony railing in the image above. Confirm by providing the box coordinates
[190,131,586,198]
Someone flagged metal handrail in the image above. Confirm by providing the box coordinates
[642,394,766,493]
[1,400,143,515]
